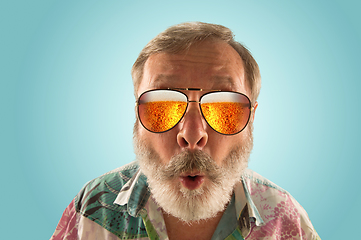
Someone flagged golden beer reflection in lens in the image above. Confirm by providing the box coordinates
[144,101,187,132]
[202,102,245,134]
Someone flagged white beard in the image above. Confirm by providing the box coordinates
[133,124,253,222]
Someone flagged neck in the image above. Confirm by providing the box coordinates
[163,210,225,240]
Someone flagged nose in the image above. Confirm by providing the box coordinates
[177,102,208,150]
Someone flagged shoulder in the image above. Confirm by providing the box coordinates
[242,169,320,239]
[51,162,148,240]
[242,168,287,194]
[74,161,148,239]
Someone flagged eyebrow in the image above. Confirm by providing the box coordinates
[152,74,180,87]
[152,74,237,90]
[210,76,238,91]
[210,76,235,85]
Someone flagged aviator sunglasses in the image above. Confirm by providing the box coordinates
[137,88,254,135]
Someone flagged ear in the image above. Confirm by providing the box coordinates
[251,101,258,123]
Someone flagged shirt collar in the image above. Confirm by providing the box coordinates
[113,169,150,217]
[237,176,265,226]
[113,168,265,227]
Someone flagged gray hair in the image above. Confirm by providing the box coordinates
[131,22,261,103]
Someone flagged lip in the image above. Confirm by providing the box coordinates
[179,172,205,190]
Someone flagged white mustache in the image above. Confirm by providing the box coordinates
[160,150,225,184]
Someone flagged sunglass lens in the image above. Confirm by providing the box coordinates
[200,92,251,135]
[138,90,187,132]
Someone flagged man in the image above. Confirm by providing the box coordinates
[51,22,320,240]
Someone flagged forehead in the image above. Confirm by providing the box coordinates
[139,41,248,95]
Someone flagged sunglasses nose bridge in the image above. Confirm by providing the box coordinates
[185,100,202,115]
[180,100,208,132]
[186,100,204,123]
[177,100,208,150]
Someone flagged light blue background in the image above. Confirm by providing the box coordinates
[1,1,360,239]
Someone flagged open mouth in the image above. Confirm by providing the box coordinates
[179,174,205,190]
[187,175,198,180]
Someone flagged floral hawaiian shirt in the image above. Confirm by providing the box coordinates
[51,161,320,240]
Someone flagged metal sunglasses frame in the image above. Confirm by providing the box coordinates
[136,88,254,135]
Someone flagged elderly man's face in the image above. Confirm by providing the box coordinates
[134,40,256,221]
